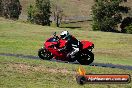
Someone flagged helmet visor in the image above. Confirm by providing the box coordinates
[60,34,66,39]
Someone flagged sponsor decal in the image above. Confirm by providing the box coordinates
[76,66,131,85]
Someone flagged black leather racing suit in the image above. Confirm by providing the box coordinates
[64,35,80,59]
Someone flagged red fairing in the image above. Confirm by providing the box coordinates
[81,40,93,49]
[44,38,67,59]
[44,38,57,48]
[59,39,67,48]
[43,37,94,61]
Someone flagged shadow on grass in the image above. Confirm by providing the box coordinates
[60,26,82,29]
[0,53,132,70]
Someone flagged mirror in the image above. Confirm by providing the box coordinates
[53,32,56,37]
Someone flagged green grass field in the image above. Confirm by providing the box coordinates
[0,18,132,88]
[0,56,132,88]
[0,18,132,66]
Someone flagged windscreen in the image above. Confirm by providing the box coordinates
[47,37,58,42]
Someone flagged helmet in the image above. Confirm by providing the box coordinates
[60,31,69,39]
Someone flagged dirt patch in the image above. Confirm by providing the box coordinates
[33,65,76,75]
[7,63,76,75]
[8,63,32,74]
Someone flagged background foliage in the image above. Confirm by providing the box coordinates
[0,0,21,20]
[92,0,129,32]
[27,0,51,26]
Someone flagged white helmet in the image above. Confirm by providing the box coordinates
[60,31,69,39]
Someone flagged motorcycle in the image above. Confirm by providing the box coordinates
[38,32,94,65]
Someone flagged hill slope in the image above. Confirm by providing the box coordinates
[20,0,132,19]
[0,18,132,66]
[0,18,132,88]
[0,56,132,88]
[20,0,94,17]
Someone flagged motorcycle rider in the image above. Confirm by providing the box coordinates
[59,31,80,60]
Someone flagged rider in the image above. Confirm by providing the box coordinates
[59,31,80,59]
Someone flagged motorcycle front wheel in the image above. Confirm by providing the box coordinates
[38,48,53,60]
[77,51,94,65]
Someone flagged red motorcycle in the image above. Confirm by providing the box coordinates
[38,32,94,65]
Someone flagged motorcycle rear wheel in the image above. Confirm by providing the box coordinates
[77,51,94,65]
[38,48,52,60]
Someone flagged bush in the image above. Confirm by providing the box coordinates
[0,0,22,20]
[92,0,129,32]
[120,17,132,33]
[125,24,132,34]
[27,5,36,23]
[0,0,2,16]
[27,0,51,26]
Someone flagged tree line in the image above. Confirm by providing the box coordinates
[0,0,63,27]
[0,0,21,20]
[92,0,132,34]
[0,0,132,34]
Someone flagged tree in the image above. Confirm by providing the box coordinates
[120,17,132,33]
[27,0,51,26]
[0,0,22,20]
[8,0,22,20]
[92,0,129,32]
[0,0,2,16]
[52,3,63,27]
[125,24,132,34]
[27,4,35,23]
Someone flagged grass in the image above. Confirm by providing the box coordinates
[60,21,92,31]
[20,0,94,17]
[19,0,132,29]
[20,0,132,19]
[0,18,132,66]
[0,0,132,87]
[0,56,132,88]
[0,17,132,88]
[19,0,132,17]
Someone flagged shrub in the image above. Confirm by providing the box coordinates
[125,24,132,34]
[0,0,22,20]
[92,0,129,32]
[27,0,51,26]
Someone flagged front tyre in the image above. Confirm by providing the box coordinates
[38,48,52,60]
[77,51,94,65]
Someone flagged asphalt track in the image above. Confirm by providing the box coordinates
[0,53,132,70]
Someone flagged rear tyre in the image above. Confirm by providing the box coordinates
[77,51,94,65]
[38,48,52,60]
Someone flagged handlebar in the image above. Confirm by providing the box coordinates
[53,32,57,37]
[53,32,60,41]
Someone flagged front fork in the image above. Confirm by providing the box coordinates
[88,44,94,52]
